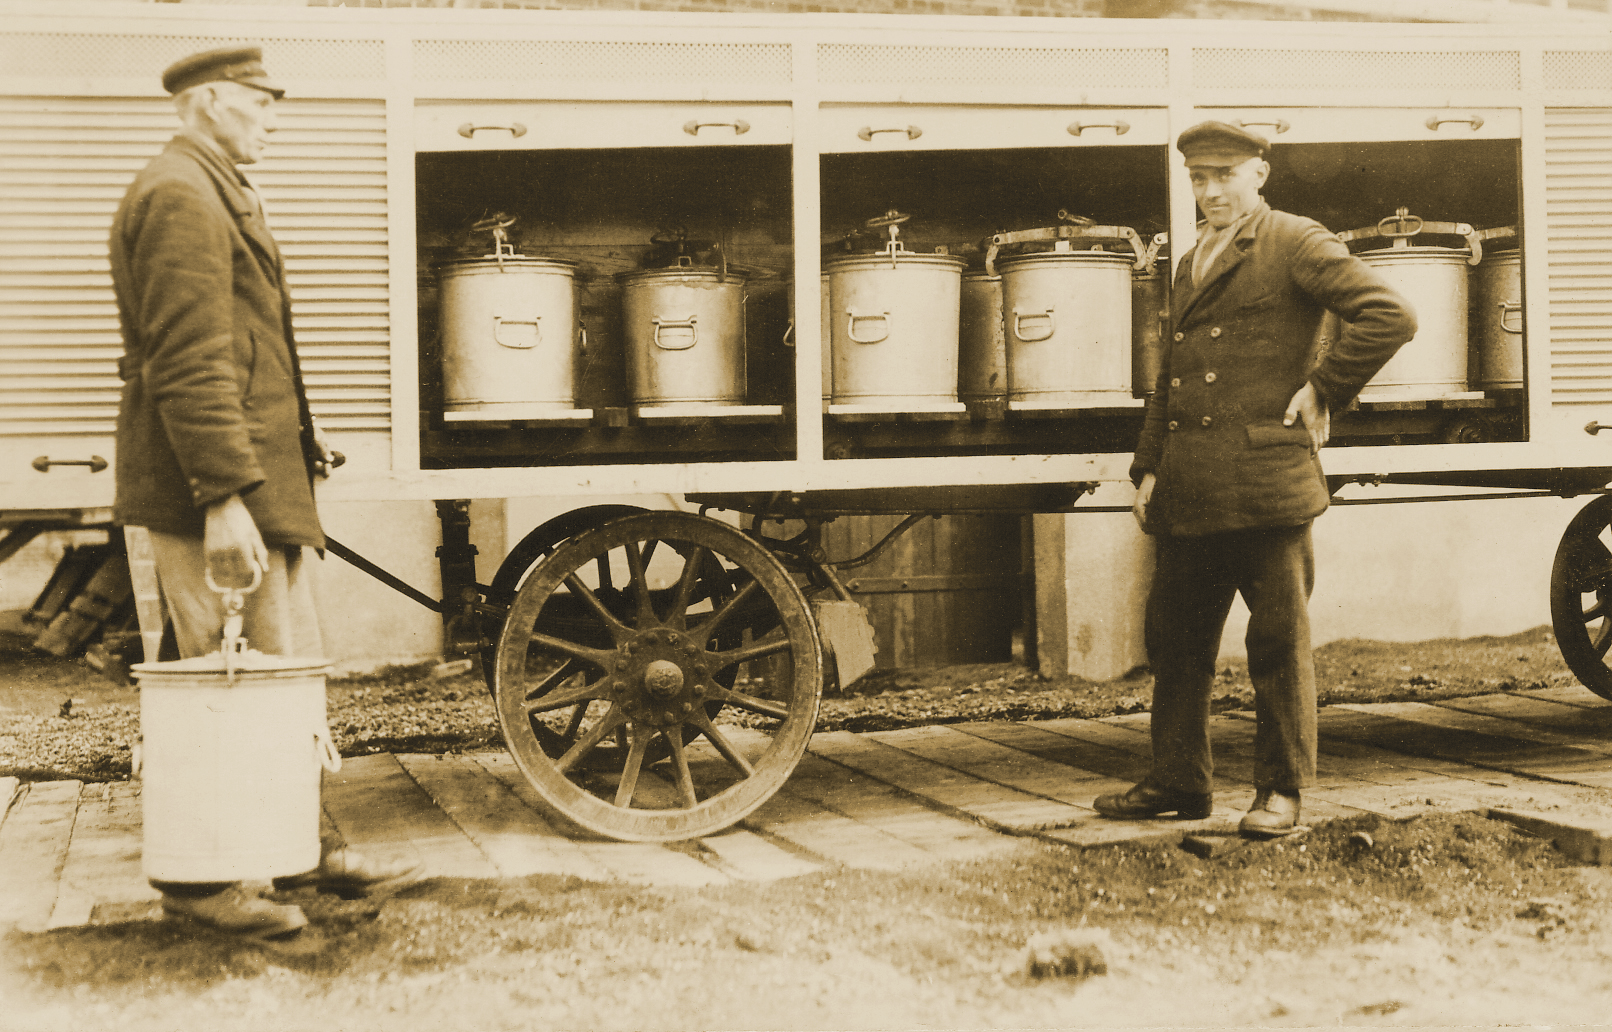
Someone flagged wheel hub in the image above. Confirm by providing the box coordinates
[643,659,684,698]
[615,629,711,726]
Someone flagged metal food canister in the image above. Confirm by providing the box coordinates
[826,250,966,407]
[1355,246,1471,401]
[999,250,1134,407]
[959,272,1007,402]
[1472,249,1523,390]
[1131,270,1169,398]
[438,255,580,418]
[134,649,338,883]
[619,258,748,407]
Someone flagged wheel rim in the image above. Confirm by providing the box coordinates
[1549,494,1612,701]
[495,512,822,841]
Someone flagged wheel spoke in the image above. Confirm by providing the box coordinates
[704,683,791,721]
[525,676,611,715]
[664,732,699,809]
[615,729,651,808]
[562,572,632,641]
[555,704,628,775]
[697,577,762,644]
[527,631,616,671]
[595,552,615,592]
[623,539,658,627]
[669,545,713,629]
[689,710,756,777]
[708,630,791,673]
[518,657,585,703]
[1593,620,1612,660]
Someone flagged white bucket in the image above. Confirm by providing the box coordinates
[438,255,580,418]
[134,651,337,883]
[1354,246,1470,401]
[999,250,1134,407]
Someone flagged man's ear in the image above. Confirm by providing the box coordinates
[1254,159,1271,187]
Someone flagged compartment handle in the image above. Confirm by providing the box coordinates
[1012,307,1057,343]
[857,125,923,142]
[1499,301,1524,334]
[31,455,108,473]
[1236,118,1290,135]
[1426,114,1484,132]
[1066,120,1130,137]
[653,316,699,350]
[493,316,541,349]
[846,310,891,344]
[683,119,750,136]
[457,122,528,139]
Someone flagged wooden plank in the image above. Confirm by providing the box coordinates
[0,780,81,930]
[697,829,822,881]
[866,725,1121,808]
[321,753,496,879]
[1319,706,1611,780]
[473,753,727,887]
[1347,701,1612,753]
[1516,685,1612,709]
[397,754,608,881]
[1439,693,1612,737]
[812,730,1086,832]
[47,781,155,930]
[1030,716,1155,755]
[950,721,1152,783]
[742,788,934,871]
[785,751,1017,861]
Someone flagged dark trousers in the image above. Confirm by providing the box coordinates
[1145,523,1317,795]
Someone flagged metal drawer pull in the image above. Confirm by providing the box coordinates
[493,315,541,349]
[1499,300,1524,334]
[857,125,922,142]
[1237,118,1290,135]
[1426,114,1484,132]
[31,455,108,473]
[1012,307,1056,343]
[683,119,750,136]
[653,316,699,350]
[1067,120,1130,137]
[457,122,528,139]
[846,310,891,344]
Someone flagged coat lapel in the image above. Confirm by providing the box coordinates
[174,134,284,285]
[1172,202,1268,328]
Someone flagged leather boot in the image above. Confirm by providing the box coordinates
[1239,788,1301,837]
[273,847,419,898]
[1093,779,1212,820]
[162,885,307,939]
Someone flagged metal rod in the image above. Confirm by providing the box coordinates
[1072,489,1596,515]
[324,535,443,613]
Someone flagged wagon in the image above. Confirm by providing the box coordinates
[4,0,1611,841]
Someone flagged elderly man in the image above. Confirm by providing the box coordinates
[110,47,411,937]
[1094,122,1416,837]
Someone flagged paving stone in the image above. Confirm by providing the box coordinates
[0,780,81,930]
[47,781,156,930]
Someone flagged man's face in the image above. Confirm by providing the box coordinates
[204,82,277,165]
[1188,154,1269,229]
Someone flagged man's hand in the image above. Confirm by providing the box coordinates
[1283,382,1330,453]
[313,423,338,479]
[1132,473,1156,532]
[204,493,269,589]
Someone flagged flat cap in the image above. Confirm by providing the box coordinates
[162,46,284,99]
[1176,120,1268,163]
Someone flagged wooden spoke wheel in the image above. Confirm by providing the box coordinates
[494,511,822,841]
[1549,494,1612,701]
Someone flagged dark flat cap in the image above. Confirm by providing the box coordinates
[1176,120,1268,162]
[162,46,284,99]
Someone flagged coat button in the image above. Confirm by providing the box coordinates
[1205,372,1217,383]
[1201,415,1213,426]
[1167,420,1179,431]
[1170,377,1181,388]
[1173,331,1184,342]
[1209,327,1222,338]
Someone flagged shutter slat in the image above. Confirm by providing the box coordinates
[1548,108,1612,408]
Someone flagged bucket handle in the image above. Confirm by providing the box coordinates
[493,315,541,350]
[846,310,891,345]
[1012,307,1057,343]
[652,316,699,350]
[315,725,342,773]
[1499,301,1523,334]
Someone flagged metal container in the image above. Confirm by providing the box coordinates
[959,272,1006,402]
[826,250,966,407]
[133,649,337,883]
[1131,270,1169,398]
[619,258,747,407]
[1355,246,1470,401]
[438,255,580,418]
[1472,249,1523,390]
[999,250,1134,407]
[820,272,832,400]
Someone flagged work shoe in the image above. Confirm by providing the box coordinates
[162,885,308,939]
[1092,779,1213,821]
[273,847,419,898]
[1239,788,1302,838]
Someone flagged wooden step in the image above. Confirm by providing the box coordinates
[0,780,81,931]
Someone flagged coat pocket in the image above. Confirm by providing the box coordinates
[1245,422,1312,449]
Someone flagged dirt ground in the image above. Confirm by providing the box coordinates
[3,625,1611,1029]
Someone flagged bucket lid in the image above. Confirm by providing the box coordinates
[1357,245,1470,262]
[997,250,1136,269]
[616,265,748,284]
[825,251,966,271]
[132,647,331,679]
[437,254,577,274]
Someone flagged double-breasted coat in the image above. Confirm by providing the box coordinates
[1131,201,1417,537]
[109,133,323,550]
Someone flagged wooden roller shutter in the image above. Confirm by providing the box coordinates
[0,94,389,447]
[1547,107,1612,408]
